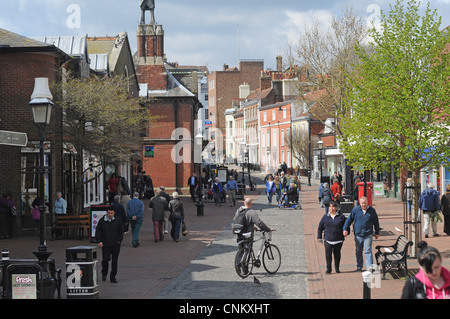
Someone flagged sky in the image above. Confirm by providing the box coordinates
[1,0,450,72]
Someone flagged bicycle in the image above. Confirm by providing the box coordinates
[234,230,281,278]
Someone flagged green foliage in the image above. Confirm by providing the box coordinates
[340,0,450,174]
[53,74,155,163]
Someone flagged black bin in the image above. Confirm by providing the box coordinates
[66,246,98,299]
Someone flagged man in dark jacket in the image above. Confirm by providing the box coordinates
[234,198,274,246]
[96,206,123,283]
[419,183,440,238]
[150,190,169,242]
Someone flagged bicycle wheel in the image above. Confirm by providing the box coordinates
[262,244,281,274]
[235,247,253,278]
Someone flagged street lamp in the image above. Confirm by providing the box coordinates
[29,77,56,298]
[317,138,324,183]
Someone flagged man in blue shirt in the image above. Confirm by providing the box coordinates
[127,192,145,247]
[225,176,238,207]
[343,196,380,271]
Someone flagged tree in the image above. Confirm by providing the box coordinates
[285,126,319,170]
[52,75,156,214]
[340,0,450,255]
[291,4,368,136]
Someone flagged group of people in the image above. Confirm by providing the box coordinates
[264,171,300,206]
[95,185,187,283]
[317,196,380,274]
[319,172,343,213]
[317,179,450,298]
[0,190,68,240]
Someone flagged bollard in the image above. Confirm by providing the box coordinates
[362,271,372,299]
[1,249,9,298]
[2,248,9,262]
[196,201,204,216]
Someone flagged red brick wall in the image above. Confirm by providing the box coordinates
[0,52,64,226]
[142,99,194,193]
[137,64,167,90]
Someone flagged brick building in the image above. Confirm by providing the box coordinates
[0,28,71,230]
[208,60,264,160]
[135,10,202,193]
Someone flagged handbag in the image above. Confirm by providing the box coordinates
[182,220,188,236]
[9,205,17,216]
[32,207,41,220]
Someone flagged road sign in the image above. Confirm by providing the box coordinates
[0,130,28,147]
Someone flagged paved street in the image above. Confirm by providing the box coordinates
[155,179,307,299]
[2,169,450,304]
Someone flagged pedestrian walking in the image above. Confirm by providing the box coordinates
[317,201,346,274]
[441,184,450,236]
[225,175,238,207]
[330,179,342,203]
[401,241,450,299]
[112,195,128,233]
[127,192,145,247]
[149,190,168,242]
[96,206,123,283]
[419,183,440,238]
[343,196,380,271]
[211,178,223,206]
[187,173,199,201]
[274,175,282,205]
[321,183,333,214]
[168,192,184,242]
[265,175,275,204]
[159,186,171,234]
[107,173,120,204]
[0,191,16,239]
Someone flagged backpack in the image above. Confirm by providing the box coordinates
[232,208,249,235]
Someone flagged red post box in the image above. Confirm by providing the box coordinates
[357,182,373,206]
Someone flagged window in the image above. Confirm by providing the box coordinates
[281,130,285,146]
[283,108,286,119]
[263,112,267,122]
[272,110,276,121]
[273,130,277,147]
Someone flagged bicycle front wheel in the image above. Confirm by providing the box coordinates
[235,247,253,278]
[262,244,281,274]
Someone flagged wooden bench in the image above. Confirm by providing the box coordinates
[375,235,413,279]
[53,214,90,240]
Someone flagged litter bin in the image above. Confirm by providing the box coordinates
[66,246,98,299]
[339,195,354,217]
[357,182,373,206]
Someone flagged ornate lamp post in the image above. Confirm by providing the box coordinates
[195,132,204,216]
[29,77,56,298]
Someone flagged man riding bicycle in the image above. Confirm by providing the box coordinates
[234,198,275,248]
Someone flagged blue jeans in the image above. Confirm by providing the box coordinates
[170,215,182,241]
[267,191,274,204]
[275,189,281,203]
[354,234,374,270]
[130,219,143,246]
